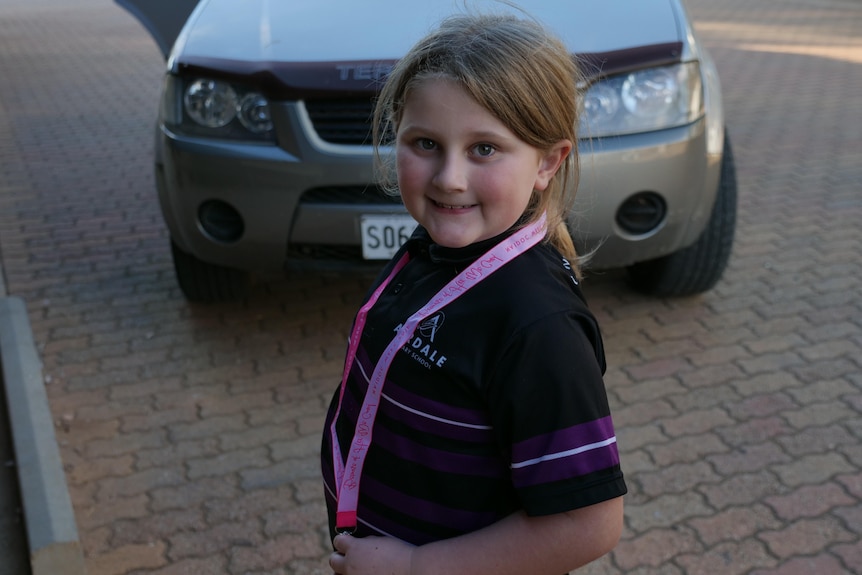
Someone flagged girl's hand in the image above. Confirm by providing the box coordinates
[329,534,414,575]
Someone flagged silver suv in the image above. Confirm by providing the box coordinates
[119,0,736,301]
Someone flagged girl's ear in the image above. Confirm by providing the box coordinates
[534,139,573,191]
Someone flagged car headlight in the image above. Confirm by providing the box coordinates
[179,78,274,140]
[579,62,703,138]
[184,79,238,128]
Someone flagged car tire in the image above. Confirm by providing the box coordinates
[170,240,250,302]
[626,132,737,297]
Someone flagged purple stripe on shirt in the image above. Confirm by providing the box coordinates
[379,391,494,444]
[372,421,507,478]
[509,417,620,488]
[511,440,621,488]
[359,474,500,537]
[353,345,495,443]
[511,416,617,463]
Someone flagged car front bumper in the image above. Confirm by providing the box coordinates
[156,100,722,273]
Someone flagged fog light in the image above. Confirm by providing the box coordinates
[198,200,244,243]
[616,192,666,235]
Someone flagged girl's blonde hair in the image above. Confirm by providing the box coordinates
[373,12,583,273]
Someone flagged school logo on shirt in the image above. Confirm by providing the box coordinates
[395,312,448,370]
[418,313,444,342]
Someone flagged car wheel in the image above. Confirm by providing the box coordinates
[626,132,737,297]
[170,240,250,302]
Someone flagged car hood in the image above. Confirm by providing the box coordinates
[120,0,682,61]
[176,0,681,61]
[120,0,685,97]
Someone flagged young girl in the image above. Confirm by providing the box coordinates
[321,12,626,575]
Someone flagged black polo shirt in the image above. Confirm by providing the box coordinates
[322,225,626,545]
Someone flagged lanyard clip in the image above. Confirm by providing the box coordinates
[336,527,356,536]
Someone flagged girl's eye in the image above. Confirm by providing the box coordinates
[474,143,496,157]
[417,138,436,151]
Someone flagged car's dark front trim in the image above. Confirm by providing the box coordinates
[579,41,684,81]
[175,59,397,99]
[173,41,684,100]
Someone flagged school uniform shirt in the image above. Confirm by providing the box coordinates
[321,224,627,545]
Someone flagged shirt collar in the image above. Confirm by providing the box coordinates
[406,219,531,265]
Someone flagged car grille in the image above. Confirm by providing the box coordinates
[299,186,402,205]
[290,186,405,261]
[305,98,376,145]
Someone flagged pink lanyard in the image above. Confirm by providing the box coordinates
[330,214,548,533]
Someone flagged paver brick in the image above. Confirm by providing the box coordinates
[708,441,793,474]
[758,517,856,559]
[203,484,296,524]
[832,541,862,574]
[612,528,702,571]
[792,357,859,384]
[612,399,679,428]
[637,461,721,497]
[615,449,656,477]
[660,407,736,438]
[77,492,150,531]
[263,501,327,537]
[128,556,227,575]
[771,453,856,488]
[66,454,135,485]
[737,352,807,376]
[135,438,221,471]
[74,399,153,423]
[121,406,200,432]
[149,476,240,513]
[715,416,794,447]
[167,518,263,561]
[167,414,246,442]
[186,447,271,480]
[728,373,806,398]
[230,533,322,573]
[614,377,687,404]
[87,542,168,575]
[616,423,669,453]
[624,358,694,381]
[777,423,858,457]
[667,383,741,412]
[678,363,747,388]
[833,502,862,534]
[55,418,120,448]
[765,483,856,521]
[781,402,858,430]
[240,456,321,491]
[647,432,730,467]
[626,492,715,532]
[687,344,752,367]
[675,540,778,575]
[86,429,166,458]
[688,504,782,547]
[700,470,785,510]
[111,508,207,548]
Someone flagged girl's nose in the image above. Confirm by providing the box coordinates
[431,153,467,192]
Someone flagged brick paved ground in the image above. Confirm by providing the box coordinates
[0,0,860,573]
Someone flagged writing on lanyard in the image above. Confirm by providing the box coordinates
[330,214,548,533]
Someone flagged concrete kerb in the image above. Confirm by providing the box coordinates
[0,297,87,575]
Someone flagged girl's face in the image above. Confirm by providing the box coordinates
[395,78,570,248]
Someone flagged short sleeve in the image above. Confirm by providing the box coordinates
[485,309,626,516]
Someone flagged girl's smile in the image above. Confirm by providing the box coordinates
[395,78,570,248]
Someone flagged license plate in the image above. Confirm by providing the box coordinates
[360,214,418,260]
